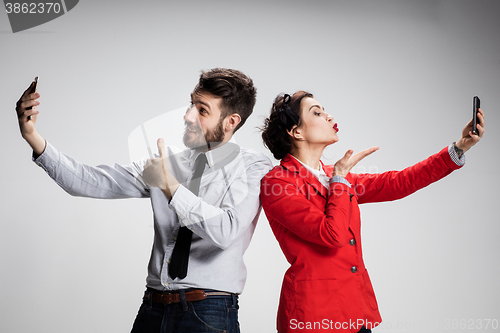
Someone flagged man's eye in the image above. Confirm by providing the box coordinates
[199,108,207,114]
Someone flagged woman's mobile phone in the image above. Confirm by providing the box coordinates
[472,96,480,135]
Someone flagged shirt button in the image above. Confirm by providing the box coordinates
[351,266,357,273]
[349,239,356,246]
[167,259,171,264]
[164,282,169,286]
[174,237,177,241]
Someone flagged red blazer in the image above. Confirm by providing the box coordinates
[261,147,462,333]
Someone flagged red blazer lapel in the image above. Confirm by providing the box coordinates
[321,160,334,178]
[280,154,329,200]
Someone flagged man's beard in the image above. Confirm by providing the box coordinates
[183,118,225,151]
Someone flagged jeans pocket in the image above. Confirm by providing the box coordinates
[131,302,163,333]
[189,298,229,333]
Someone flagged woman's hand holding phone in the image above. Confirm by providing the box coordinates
[454,97,485,155]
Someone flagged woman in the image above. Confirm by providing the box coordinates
[260,91,484,333]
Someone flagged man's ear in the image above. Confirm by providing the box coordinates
[286,126,303,141]
[224,113,242,133]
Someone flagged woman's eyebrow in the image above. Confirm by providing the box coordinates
[309,105,324,111]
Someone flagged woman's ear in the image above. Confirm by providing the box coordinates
[286,126,303,141]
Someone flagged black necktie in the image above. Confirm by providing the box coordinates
[168,153,207,280]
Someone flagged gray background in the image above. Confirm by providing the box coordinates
[1,0,499,332]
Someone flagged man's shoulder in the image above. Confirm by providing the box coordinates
[239,147,272,167]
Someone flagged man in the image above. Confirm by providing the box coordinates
[16,68,272,333]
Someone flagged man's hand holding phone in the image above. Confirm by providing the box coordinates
[16,77,46,156]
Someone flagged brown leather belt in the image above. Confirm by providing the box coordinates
[147,290,232,305]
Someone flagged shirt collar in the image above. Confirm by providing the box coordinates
[289,155,326,177]
[281,154,333,177]
[280,154,333,198]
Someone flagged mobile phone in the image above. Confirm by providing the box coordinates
[27,76,38,119]
[32,76,39,94]
[472,96,480,135]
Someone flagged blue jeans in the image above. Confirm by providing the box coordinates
[131,289,240,333]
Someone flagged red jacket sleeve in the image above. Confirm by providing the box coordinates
[351,146,463,204]
[261,174,355,248]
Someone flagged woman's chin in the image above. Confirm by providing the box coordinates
[325,139,338,148]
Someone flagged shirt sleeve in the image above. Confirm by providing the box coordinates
[448,143,466,166]
[331,175,352,188]
[169,151,273,250]
[33,141,150,199]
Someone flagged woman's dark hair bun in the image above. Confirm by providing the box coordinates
[261,91,313,160]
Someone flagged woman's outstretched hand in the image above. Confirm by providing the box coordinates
[333,147,379,178]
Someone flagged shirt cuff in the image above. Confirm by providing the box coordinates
[448,143,466,167]
[330,175,352,188]
[169,185,198,227]
[32,141,60,175]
